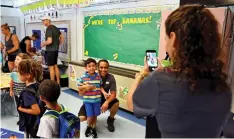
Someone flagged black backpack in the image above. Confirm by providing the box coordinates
[18,82,46,137]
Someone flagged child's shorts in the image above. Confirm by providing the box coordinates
[84,102,101,117]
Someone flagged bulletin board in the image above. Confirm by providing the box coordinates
[83,5,177,68]
[84,13,161,66]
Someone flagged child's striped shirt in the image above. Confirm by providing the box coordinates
[77,72,102,103]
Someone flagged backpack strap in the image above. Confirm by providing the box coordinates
[60,104,65,111]
[44,104,67,118]
[44,110,60,119]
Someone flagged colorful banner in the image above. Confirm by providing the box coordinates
[51,0,57,4]
[65,0,78,4]
[37,1,44,9]
[20,0,91,13]
[84,13,161,66]
[58,0,65,4]
[44,0,51,6]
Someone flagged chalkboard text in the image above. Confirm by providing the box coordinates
[91,20,104,25]
[122,16,152,24]
[108,19,117,24]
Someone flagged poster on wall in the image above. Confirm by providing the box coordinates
[9,26,16,34]
[69,65,76,81]
[32,30,41,50]
[117,86,128,101]
[58,28,67,53]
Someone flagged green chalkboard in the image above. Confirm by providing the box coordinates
[84,12,161,66]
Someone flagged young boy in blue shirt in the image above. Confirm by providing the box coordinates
[77,58,107,138]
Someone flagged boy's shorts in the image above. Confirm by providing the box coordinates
[84,102,101,117]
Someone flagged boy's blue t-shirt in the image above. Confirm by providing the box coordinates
[18,82,38,132]
[77,72,102,103]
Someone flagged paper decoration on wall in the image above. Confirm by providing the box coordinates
[69,65,76,81]
[117,86,128,101]
[113,53,118,60]
[116,22,122,30]
[84,50,88,56]
[32,30,41,50]
[58,28,68,53]
[9,26,16,34]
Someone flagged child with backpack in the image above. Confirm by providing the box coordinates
[10,53,30,96]
[10,53,30,98]
[17,59,44,138]
[9,53,30,124]
[37,79,80,138]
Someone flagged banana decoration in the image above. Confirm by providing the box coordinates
[83,16,94,29]
[113,53,118,60]
[84,50,88,56]
[116,22,123,31]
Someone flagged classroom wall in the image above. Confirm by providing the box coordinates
[0,7,25,41]
[24,8,77,61]
[75,0,180,62]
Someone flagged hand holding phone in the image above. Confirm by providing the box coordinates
[146,50,158,72]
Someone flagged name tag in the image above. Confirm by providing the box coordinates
[106,81,110,84]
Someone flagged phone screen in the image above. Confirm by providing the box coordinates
[146,50,157,71]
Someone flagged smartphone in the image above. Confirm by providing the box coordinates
[146,50,158,71]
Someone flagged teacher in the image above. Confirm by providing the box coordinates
[19,32,39,55]
[127,4,231,138]
[1,23,20,71]
[78,59,119,132]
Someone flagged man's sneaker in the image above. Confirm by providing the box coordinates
[85,126,92,137]
[107,116,115,132]
[91,128,98,138]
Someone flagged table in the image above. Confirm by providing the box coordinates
[0,73,11,89]
[0,73,17,116]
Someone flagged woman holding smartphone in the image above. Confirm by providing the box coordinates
[127,4,231,137]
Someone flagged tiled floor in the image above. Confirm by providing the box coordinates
[1,88,146,138]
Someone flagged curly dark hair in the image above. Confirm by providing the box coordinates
[18,59,43,82]
[165,4,229,92]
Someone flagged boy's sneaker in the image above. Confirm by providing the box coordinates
[107,116,115,132]
[91,128,98,138]
[85,126,92,137]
